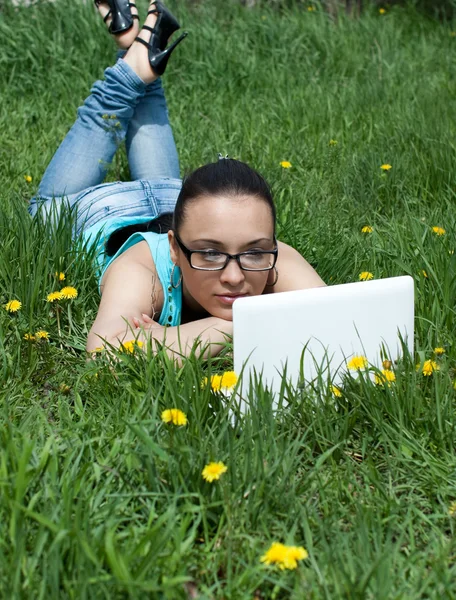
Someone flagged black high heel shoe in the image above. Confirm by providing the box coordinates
[94,0,139,35]
[134,1,188,76]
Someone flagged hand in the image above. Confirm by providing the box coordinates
[132,313,164,332]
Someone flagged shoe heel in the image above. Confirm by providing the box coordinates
[150,31,188,75]
[149,2,181,50]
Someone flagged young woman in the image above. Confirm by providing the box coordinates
[29,0,325,360]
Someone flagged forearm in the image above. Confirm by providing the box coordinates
[90,317,233,363]
[87,314,138,352]
[143,318,233,362]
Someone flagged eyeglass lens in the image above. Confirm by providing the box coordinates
[190,251,274,270]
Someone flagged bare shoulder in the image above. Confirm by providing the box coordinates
[99,240,165,319]
[101,240,155,286]
[87,241,167,350]
[270,241,326,293]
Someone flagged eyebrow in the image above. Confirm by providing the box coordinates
[190,238,273,246]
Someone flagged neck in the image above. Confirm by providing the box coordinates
[180,282,209,324]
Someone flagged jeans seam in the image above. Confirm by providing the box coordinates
[141,180,158,215]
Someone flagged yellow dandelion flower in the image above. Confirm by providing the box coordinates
[202,372,239,392]
[260,542,308,570]
[359,271,374,281]
[280,161,292,169]
[374,369,396,386]
[434,347,445,356]
[220,371,238,389]
[210,374,223,391]
[382,359,392,370]
[35,330,49,340]
[331,385,342,397]
[261,542,288,567]
[361,226,373,233]
[24,333,36,341]
[307,5,315,11]
[60,286,78,300]
[283,546,309,569]
[211,375,222,392]
[55,272,65,281]
[379,7,386,14]
[121,341,134,353]
[161,408,188,427]
[347,355,368,370]
[59,383,71,394]
[46,291,63,303]
[422,359,439,376]
[380,164,392,171]
[120,340,144,353]
[432,226,446,236]
[329,139,338,146]
[4,300,22,313]
[24,175,32,183]
[202,461,228,482]
[422,270,428,278]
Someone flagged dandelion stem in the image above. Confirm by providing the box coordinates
[55,305,63,348]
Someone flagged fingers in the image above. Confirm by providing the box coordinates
[132,314,156,330]
[142,313,155,323]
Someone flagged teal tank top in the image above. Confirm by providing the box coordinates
[83,216,182,327]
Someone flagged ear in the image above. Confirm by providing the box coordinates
[168,230,179,266]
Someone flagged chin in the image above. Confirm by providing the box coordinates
[207,304,234,321]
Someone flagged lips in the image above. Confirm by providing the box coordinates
[216,293,246,298]
[215,293,247,305]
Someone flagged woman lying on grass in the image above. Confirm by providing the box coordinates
[29,0,325,359]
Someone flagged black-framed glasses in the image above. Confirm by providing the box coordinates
[174,233,278,272]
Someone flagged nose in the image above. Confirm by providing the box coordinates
[219,258,245,286]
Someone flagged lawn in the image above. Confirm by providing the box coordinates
[1,0,456,597]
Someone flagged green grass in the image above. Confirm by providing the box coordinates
[1,0,456,597]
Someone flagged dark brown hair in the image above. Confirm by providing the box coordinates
[105,159,276,256]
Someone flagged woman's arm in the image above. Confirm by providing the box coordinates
[87,243,233,360]
[87,243,164,351]
[270,241,326,292]
[87,239,323,358]
[106,317,233,365]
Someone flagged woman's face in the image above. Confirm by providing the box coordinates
[168,195,276,321]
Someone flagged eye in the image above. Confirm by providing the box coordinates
[202,251,224,262]
[243,252,265,262]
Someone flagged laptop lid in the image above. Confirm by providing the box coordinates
[233,275,414,403]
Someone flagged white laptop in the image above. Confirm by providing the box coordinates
[233,276,414,410]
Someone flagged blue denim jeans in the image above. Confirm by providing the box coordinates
[29,58,182,235]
